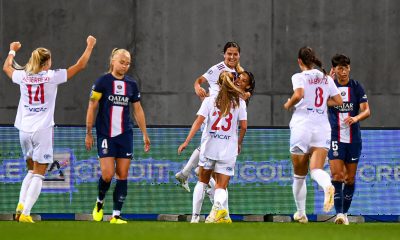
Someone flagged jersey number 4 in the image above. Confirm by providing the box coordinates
[211,111,232,131]
[27,84,45,104]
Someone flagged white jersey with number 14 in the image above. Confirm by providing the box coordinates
[12,69,67,132]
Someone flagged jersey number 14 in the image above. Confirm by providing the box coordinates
[27,84,45,104]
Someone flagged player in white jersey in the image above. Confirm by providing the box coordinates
[175,42,249,192]
[178,72,247,224]
[283,46,342,223]
[3,36,96,223]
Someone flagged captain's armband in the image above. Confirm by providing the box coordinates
[89,90,102,101]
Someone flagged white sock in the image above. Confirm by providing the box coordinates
[207,177,216,204]
[182,148,200,176]
[112,210,121,217]
[192,181,206,215]
[214,188,227,207]
[18,170,34,205]
[223,189,229,212]
[293,174,307,215]
[310,169,332,190]
[22,174,44,216]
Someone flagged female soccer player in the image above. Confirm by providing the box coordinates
[85,48,150,224]
[328,54,370,225]
[3,35,97,223]
[175,41,249,192]
[283,46,343,223]
[178,71,248,223]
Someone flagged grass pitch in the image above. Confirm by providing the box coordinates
[0,221,399,240]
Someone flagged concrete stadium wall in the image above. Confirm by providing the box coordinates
[0,0,399,127]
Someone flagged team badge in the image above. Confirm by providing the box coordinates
[102,148,108,154]
[333,151,339,157]
[341,91,346,96]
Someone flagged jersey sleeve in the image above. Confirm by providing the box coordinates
[202,65,219,85]
[356,81,368,103]
[328,76,341,97]
[11,70,24,84]
[291,73,304,90]
[52,69,68,84]
[129,81,141,103]
[197,97,212,118]
[89,76,106,100]
[238,99,247,121]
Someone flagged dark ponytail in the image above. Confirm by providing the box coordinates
[298,46,326,75]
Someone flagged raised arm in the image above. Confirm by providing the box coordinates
[67,35,97,80]
[132,101,151,152]
[3,42,22,79]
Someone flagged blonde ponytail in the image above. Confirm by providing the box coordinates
[25,48,51,74]
[216,72,244,116]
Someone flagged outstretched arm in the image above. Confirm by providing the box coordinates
[132,101,150,152]
[3,42,22,79]
[178,115,205,154]
[67,35,97,80]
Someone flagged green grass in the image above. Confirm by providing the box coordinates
[0,221,399,240]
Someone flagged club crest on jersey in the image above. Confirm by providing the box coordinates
[341,91,346,96]
[333,151,339,157]
[102,148,108,154]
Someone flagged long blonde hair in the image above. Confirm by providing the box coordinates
[25,48,51,74]
[108,48,130,73]
[216,72,244,116]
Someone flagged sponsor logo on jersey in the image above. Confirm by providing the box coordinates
[210,132,231,140]
[334,102,354,112]
[24,105,47,112]
[108,95,129,106]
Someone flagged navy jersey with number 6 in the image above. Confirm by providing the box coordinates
[91,73,140,137]
[328,79,368,143]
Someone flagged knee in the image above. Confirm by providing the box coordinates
[331,172,345,181]
[101,172,114,182]
[345,176,355,185]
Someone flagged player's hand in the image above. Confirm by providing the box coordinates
[178,142,188,155]
[240,92,251,101]
[283,98,291,110]
[10,42,21,52]
[85,134,94,151]
[143,135,151,152]
[195,86,207,98]
[344,116,359,126]
[329,68,336,79]
[87,35,97,48]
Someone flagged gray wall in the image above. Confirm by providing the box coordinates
[1,0,399,127]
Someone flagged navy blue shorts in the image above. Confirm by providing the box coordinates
[328,141,362,163]
[96,130,133,159]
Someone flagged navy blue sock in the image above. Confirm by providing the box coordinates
[332,181,344,214]
[343,183,355,213]
[113,179,128,212]
[98,177,111,201]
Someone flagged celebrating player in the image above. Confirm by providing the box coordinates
[85,48,150,224]
[328,54,370,225]
[175,41,249,192]
[283,46,343,223]
[178,71,247,223]
[3,36,96,223]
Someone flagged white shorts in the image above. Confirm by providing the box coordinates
[19,127,54,164]
[289,123,331,154]
[199,157,236,176]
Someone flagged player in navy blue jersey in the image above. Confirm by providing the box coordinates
[85,48,150,224]
[327,54,370,225]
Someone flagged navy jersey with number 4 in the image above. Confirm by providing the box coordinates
[92,73,140,137]
[328,79,368,143]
